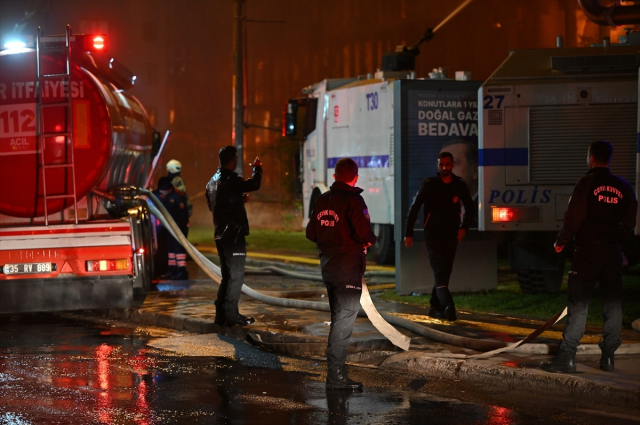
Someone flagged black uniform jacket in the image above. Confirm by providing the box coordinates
[557,167,637,247]
[154,189,189,233]
[404,173,475,240]
[306,181,377,282]
[206,166,262,239]
[168,172,193,217]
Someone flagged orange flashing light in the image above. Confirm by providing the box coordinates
[93,36,105,50]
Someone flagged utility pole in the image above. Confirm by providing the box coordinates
[232,0,245,175]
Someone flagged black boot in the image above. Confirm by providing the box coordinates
[428,306,444,319]
[443,304,457,322]
[598,339,620,372]
[163,266,177,280]
[171,267,189,281]
[225,315,255,327]
[540,343,577,373]
[214,302,225,325]
[326,364,362,390]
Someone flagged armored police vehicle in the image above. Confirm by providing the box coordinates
[479,29,640,293]
[284,31,480,266]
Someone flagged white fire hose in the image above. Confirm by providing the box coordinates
[141,190,639,356]
[141,190,409,350]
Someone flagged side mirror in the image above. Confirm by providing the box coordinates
[283,100,299,137]
[282,98,318,141]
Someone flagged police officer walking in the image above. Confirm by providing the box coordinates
[541,140,637,373]
[404,151,475,321]
[206,146,262,327]
[306,158,377,391]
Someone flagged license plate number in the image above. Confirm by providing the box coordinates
[3,262,52,275]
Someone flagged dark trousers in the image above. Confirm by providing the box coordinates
[167,226,188,255]
[215,234,246,321]
[425,235,458,310]
[563,243,623,350]
[324,280,362,370]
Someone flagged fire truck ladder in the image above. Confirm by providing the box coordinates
[35,25,78,225]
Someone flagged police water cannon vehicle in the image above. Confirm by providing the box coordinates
[0,26,162,313]
[284,28,481,266]
[479,0,640,293]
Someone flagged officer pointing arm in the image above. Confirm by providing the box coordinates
[206,146,262,328]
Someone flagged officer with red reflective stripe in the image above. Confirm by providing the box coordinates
[306,157,377,391]
[154,176,190,280]
[541,140,637,373]
[404,151,475,321]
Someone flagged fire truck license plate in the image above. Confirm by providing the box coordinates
[3,263,52,275]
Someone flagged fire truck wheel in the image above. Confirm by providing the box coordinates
[373,224,395,265]
[516,259,565,294]
[133,211,154,294]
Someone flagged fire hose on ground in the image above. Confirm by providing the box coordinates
[140,189,639,357]
[245,265,394,282]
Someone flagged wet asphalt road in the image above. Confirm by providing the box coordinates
[0,314,638,425]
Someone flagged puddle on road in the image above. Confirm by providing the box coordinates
[0,314,552,424]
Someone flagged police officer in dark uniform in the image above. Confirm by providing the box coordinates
[206,146,262,327]
[404,151,475,321]
[541,140,637,373]
[154,176,190,280]
[306,158,377,390]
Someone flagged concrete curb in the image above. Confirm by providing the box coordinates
[99,307,639,410]
[379,352,639,410]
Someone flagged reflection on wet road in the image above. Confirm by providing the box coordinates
[0,314,630,424]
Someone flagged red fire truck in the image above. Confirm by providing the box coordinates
[0,26,157,313]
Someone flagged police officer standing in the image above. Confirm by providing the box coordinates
[306,158,377,391]
[404,151,475,321]
[541,140,637,373]
[206,146,262,327]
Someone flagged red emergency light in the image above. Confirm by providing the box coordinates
[92,36,105,50]
[492,207,516,222]
[78,34,107,52]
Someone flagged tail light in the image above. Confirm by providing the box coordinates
[491,206,543,223]
[86,259,129,272]
[492,207,515,222]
